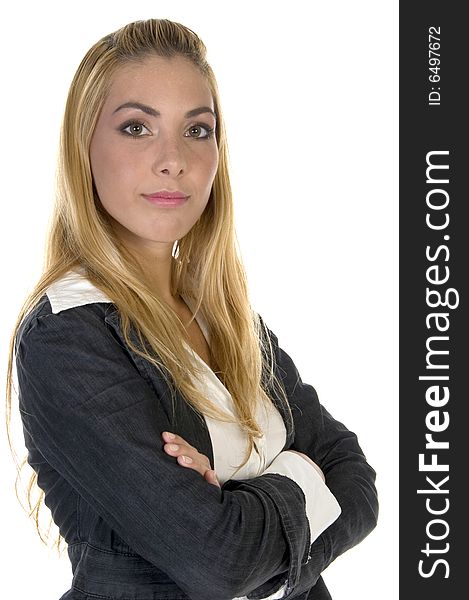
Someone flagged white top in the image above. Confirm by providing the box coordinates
[46,269,341,600]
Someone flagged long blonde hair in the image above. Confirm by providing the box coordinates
[6,18,292,548]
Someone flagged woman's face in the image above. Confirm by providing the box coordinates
[90,55,219,254]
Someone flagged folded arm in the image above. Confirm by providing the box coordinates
[245,321,379,598]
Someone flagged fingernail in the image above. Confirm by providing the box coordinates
[169,444,179,451]
[164,432,175,439]
[182,456,193,463]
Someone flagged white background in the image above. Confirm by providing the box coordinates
[0,1,398,598]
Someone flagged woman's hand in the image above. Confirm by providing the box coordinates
[162,431,221,488]
[286,449,326,482]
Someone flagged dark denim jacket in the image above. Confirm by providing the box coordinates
[15,296,378,600]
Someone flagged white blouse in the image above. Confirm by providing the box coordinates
[46,270,341,600]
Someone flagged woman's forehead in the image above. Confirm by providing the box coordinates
[106,56,214,107]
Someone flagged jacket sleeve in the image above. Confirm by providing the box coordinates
[247,322,379,599]
[15,304,314,600]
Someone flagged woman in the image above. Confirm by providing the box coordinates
[7,19,378,600]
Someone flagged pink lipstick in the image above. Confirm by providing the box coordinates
[142,190,189,207]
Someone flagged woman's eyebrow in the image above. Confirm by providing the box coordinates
[113,101,216,120]
[185,106,217,120]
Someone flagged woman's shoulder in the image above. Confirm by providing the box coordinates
[18,268,115,342]
[255,313,280,354]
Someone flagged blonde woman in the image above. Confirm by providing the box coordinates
[7,19,378,600]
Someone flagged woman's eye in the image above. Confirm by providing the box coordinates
[185,124,214,140]
[121,122,151,137]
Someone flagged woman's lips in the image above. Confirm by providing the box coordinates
[142,190,190,207]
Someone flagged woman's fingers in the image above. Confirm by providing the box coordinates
[162,431,210,469]
[161,431,219,486]
[204,469,221,488]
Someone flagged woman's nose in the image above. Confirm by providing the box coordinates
[151,136,187,177]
